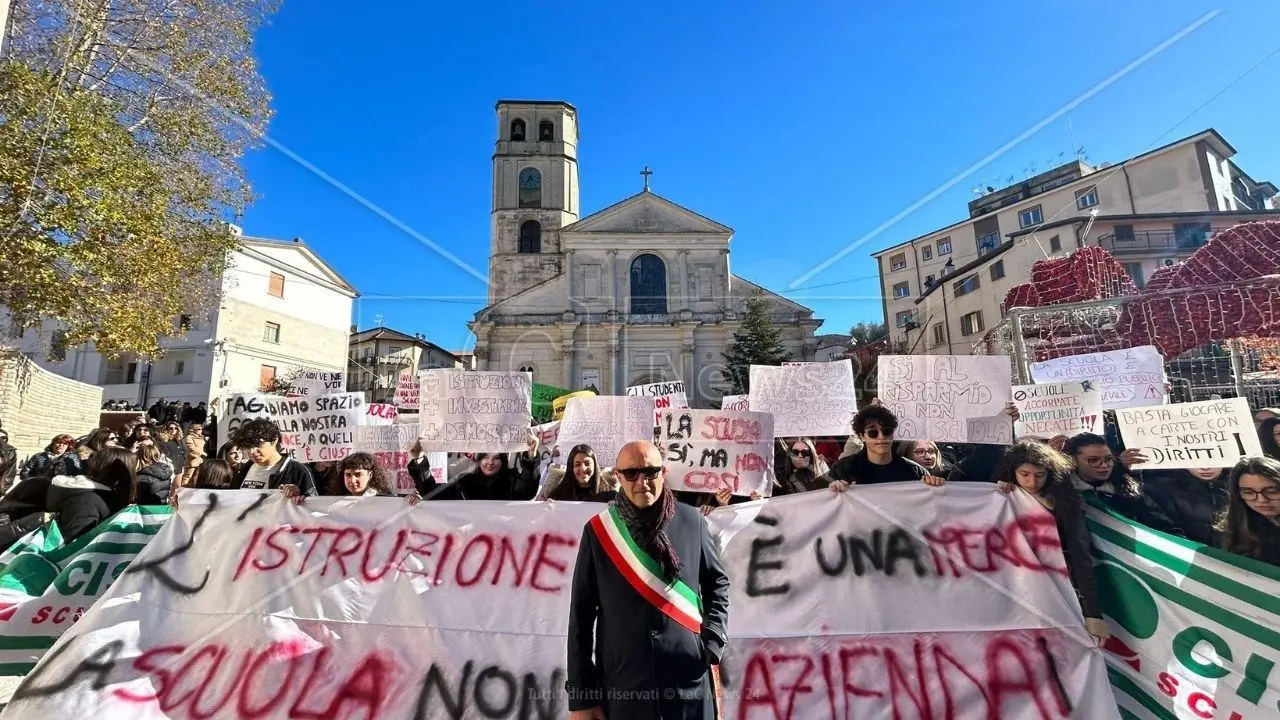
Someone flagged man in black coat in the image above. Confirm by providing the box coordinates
[567,440,730,720]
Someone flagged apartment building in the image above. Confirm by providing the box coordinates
[872,129,1279,354]
[347,327,463,403]
[9,231,358,405]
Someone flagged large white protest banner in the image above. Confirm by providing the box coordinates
[290,369,345,397]
[720,394,749,411]
[1013,381,1104,439]
[418,369,532,453]
[216,392,363,461]
[879,355,1012,442]
[657,408,774,496]
[2,487,1120,719]
[1030,346,1166,410]
[555,395,655,468]
[351,424,446,494]
[748,359,856,437]
[1116,397,1261,469]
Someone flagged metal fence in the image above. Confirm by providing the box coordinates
[973,295,1280,408]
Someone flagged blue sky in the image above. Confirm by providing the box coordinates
[241,1,1280,352]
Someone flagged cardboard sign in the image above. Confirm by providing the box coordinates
[418,370,532,453]
[1012,381,1104,438]
[216,392,363,461]
[352,424,446,493]
[555,395,655,468]
[649,392,689,428]
[1030,346,1166,410]
[720,394,749,411]
[748,360,857,437]
[363,402,398,426]
[531,421,561,485]
[393,369,419,408]
[657,408,774,496]
[878,355,1012,443]
[7,487,1122,720]
[291,370,345,397]
[965,415,1014,445]
[1116,397,1262,469]
[626,381,686,397]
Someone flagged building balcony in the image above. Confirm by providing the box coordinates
[1095,228,1214,255]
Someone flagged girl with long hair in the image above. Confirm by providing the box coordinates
[774,438,829,495]
[1256,418,1280,460]
[995,441,1108,643]
[538,445,616,502]
[1218,456,1280,566]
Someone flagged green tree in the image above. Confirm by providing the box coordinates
[850,321,887,347]
[1,0,278,358]
[722,293,791,394]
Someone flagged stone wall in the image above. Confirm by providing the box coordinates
[0,351,103,461]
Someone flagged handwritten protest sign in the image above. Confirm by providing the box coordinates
[748,360,856,437]
[4,488,1122,720]
[290,369,345,397]
[532,421,561,483]
[1030,345,1166,410]
[555,395,655,468]
[1116,397,1261,469]
[362,402,397,426]
[658,408,773,496]
[393,369,419,408]
[627,380,686,397]
[720,394,749,411]
[352,424,445,493]
[1013,381,1103,438]
[216,392,363,461]
[532,382,571,424]
[879,355,1011,443]
[418,369,532,453]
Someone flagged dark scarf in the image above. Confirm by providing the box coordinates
[614,486,682,580]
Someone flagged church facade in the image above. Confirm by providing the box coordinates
[469,100,822,407]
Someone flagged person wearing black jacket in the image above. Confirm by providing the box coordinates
[406,439,436,496]
[430,435,540,501]
[325,452,420,504]
[134,444,174,505]
[230,419,317,496]
[1064,433,1180,535]
[7,447,139,542]
[1141,468,1229,546]
[0,430,17,492]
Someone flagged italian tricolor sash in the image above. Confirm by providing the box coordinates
[590,506,703,634]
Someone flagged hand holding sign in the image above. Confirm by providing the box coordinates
[658,408,774,497]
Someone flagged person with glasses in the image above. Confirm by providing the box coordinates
[774,438,829,495]
[567,441,729,720]
[825,406,941,490]
[1218,456,1280,566]
[1063,433,1178,534]
[230,418,317,497]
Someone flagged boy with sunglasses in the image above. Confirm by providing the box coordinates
[826,406,941,489]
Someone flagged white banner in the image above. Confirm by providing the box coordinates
[418,369,532,453]
[748,360,857,437]
[351,424,446,493]
[626,380,686,397]
[1030,346,1166,410]
[2,487,1120,719]
[1013,381,1104,439]
[532,421,561,484]
[555,395,655,468]
[290,369,345,397]
[393,369,419,408]
[1116,397,1262,469]
[879,355,1012,443]
[657,408,774,496]
[720,394,749,411]
[216,392,363,462]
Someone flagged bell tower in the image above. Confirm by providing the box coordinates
[489,101,580,303]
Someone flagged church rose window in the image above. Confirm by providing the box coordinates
[519,220,541,253]
[510,118,526,142]
[519,167,541,208]
[630,253,667,314]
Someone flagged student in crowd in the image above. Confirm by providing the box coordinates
[134,443,175,505]
[1141,467,1229,547]
[430,435,540,501]
[310,461,342,496]
[0,430,16,492]
[825,406,941,488]
[894,440,949,481]
[230,418,317,496]
[313,452,420,505]
[20,434,79,482]
[81,428,119,458]
[1256,418,1280,460]
[155,422,187,474]
[218,442,247,473]
[406,440,436,496]
[538,444,617,502]
[1063,433,1179,534]
[191,459,235,491]
[182,424,206,484]
[1218,456,1280,567]
[1254,408,1280,428]
[773,437,828,495]
[47,446,138,540]
[995,441,1109,644]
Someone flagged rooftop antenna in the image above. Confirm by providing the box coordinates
[374,313,384,328]
[1068,116,1080,158]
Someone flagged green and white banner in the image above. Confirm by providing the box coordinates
[1087,503,1280,720]
[0,505,172,674]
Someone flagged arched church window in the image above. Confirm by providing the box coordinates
[510,118,526,142]
[519,167,541,208]
[629,253,667,315]
[518,363,536,375]
[519,220,541,253]
[539,120,555,141]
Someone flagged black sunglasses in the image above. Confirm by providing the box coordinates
[617,466,662,482]
[864,428,892,439]
[790,449,812,458]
